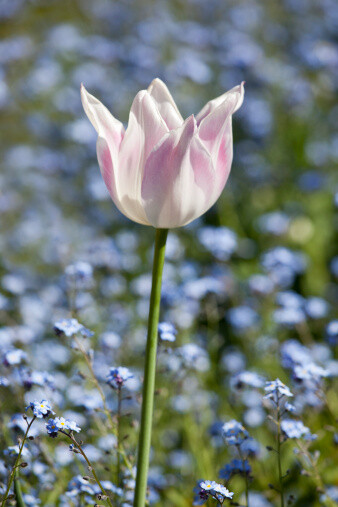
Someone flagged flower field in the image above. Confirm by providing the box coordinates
[0,0,337,506]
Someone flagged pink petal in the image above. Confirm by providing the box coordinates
[195,82,245,125]
[141,116,216,228]
[81,85,150,223]
[81,84,124,164]
[96,137,150,225]
[197,83,244,200]
[115,90,169,225]
[120,90,168,170]
[147,78,184,130]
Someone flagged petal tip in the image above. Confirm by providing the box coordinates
[184,114,198,135]
[148,77,165,91]
[80,83,92,105]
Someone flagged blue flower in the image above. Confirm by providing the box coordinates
[228,306,259,331]
[261,247,306,287]
[65,261,93,289]
[19,368,55,389]
[184,277,224,300]
[247,492,273,507]
[46,418,59,438]
[177,343,209,371]
[198,226,237,261]
[240,437,261,458]
[321,486,338,504]
[264,379,293,402]
[280,419,315,439]
[4,445,30,458]
[158,322,177,342]
[199,480,234,502]
[54,417,81,433]
[273,291,307,326]
[193,483,209,505]
[280,340,311,369]
[0,377,9,386]
[199,480,218,493]
[273,307,305,327]
[276,291,304,308]
[248,274,275,295]
[257,211,290,236]
[213,483,234,500]
[9,414,30,433]
[305,297,329,319]
[22,494,41,506]
[219,458,251,480]
[298,170,325,192]
[3,348,27,366]
[284,402,296,413]
[94,480,123,497]
[66,475,96,497]
[331,256,338,278]
[54,318,94,338]
[326,320,338,346]
[26,400,55,419]
[293,363,329,382]
[222,419,248,445]
[107,367,133,389]
[231,371,265,389]
[63,418,82,433]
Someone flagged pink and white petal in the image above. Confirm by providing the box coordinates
[198,104,234,203]
[81,85,124,163]
[197,84,243,199]
[96,137,120,205]
[147,78,184,130]
[97,137,150,226]
[195,82,245,125]
[198,95,237,157]
[128,89,169,161]
[116,90,169,225]
[118,89,169,175]
[141,116,216,228]
[212,117,234,201]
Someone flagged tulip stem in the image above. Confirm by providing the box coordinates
[134,228,168,507]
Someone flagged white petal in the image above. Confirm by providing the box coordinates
[197,83,244,202]
[97,136,150,225]
[147,78,184,130]
[116,90,169,225]
[142,116,216,228]
[81,84,124,164]
[195,82,245,125]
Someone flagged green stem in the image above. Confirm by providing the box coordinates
[276,403,284,507]
[13,470,26,507]
[1,416,35,507]
[62,431,113,507]
[117,385,122,495]
[133,228,168,507]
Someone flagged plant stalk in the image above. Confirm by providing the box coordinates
[13,469,26,507]
[133,228,168,507]
[117,385,122,490]
[276,401,284,507]
[1,416,35,507]
[61,430,113,507]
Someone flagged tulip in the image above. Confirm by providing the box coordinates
[81,79,244,228]
[81,79,244,507]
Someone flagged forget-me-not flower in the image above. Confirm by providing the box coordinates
[26,400,55,419]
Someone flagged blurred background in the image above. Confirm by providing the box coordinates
[0,0,337,505]
[0,0,337,292]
